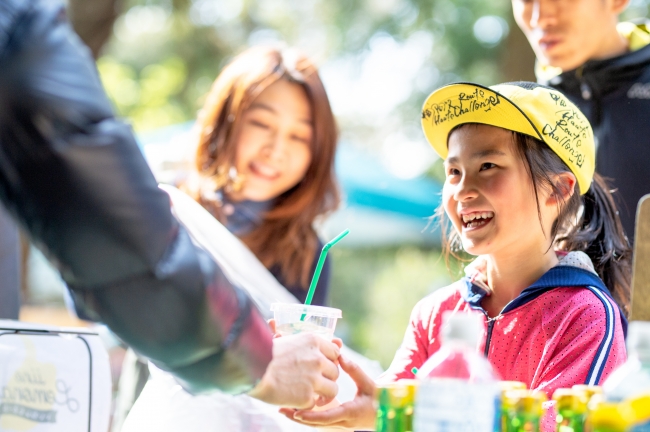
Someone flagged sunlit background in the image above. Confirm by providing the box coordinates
[22,0,650,375]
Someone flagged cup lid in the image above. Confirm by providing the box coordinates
[270,303,342,318]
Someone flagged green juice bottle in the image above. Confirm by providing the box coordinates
[504,390,546,432]
[375,380,418,432]
[500,382,527,432]
[554,388,591,432]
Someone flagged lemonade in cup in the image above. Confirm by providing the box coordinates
[271,303,342,340]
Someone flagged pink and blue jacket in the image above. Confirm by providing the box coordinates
[381,252,627,430]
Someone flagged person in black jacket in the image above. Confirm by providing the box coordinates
[512,0,650,244]
[0,0,340,408]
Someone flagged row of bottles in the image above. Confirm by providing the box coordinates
[553,384,602,432]
[375,316,650,432]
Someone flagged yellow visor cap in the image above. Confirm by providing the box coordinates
[421,82,595,195]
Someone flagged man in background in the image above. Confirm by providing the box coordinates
[513,0,650,244]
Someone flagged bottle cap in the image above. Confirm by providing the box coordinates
[553,388,575,410]
[572,384,602,407]
[442,312,482,347]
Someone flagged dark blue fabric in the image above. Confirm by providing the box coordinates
[542,34,650,244]
[460,265,627,335]
[220,195,273,237]
[583,286,616,385]
[270,252,331,306]
[222,196,331,306]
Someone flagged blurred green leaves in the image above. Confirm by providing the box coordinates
[97,0,519,133]
[98,56,188,130]
[329,246,452,368]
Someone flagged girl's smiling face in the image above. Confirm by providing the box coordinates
[443,124,555,256]
[229,79,313,202]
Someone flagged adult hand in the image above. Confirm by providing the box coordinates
[247,333,340,408]
[279,355,377,430]
[267,319,343,349]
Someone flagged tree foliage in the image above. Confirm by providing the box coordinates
[98,0,517,138]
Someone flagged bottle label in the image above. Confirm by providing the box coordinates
[414,379,499,432]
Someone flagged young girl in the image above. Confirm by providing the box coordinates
[281,82,631,430]
[185,46,339,305]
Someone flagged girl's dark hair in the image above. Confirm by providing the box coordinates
[440,125,631,314]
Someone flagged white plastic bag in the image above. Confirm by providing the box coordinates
[120,186,382,432]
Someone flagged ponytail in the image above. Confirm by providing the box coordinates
[559,174,632,315]
[512,130,632,314]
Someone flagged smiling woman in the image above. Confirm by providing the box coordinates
[229,80,313,203]
[182,46,340,304]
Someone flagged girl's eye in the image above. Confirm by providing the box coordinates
[480,162,496,171]
[447,167,460,176]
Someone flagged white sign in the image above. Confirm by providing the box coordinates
[0,322,110,432]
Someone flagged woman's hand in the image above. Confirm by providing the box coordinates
[279,355,377,430]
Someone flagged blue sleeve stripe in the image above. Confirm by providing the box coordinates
[585,286,616,385]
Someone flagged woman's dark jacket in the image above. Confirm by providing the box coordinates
[224,198,331,306]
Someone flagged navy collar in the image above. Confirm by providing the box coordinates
[462,265,613,314]
[460,265,627,335]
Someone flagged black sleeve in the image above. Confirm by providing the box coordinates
[0,0,272,394]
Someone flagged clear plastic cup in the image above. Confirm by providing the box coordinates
[270,303,342,340]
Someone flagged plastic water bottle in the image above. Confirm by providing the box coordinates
[413,312,500,432]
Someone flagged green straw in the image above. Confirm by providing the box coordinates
[301,229,350,319]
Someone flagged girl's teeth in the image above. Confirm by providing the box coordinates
[463,211,495,227]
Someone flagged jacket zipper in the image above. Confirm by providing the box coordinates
[483,316,498,357]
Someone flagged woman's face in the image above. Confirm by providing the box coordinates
[229,79,313,202]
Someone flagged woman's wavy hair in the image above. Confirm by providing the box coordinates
[185,46,339,288]
[438,125,631,314]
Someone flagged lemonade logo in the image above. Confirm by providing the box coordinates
[0,336,79,430]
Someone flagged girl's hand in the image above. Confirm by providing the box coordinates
[279,355,377,430]
[268,319,281,338]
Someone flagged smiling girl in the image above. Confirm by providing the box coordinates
[282,82,630,431]
[185,46,339,304]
